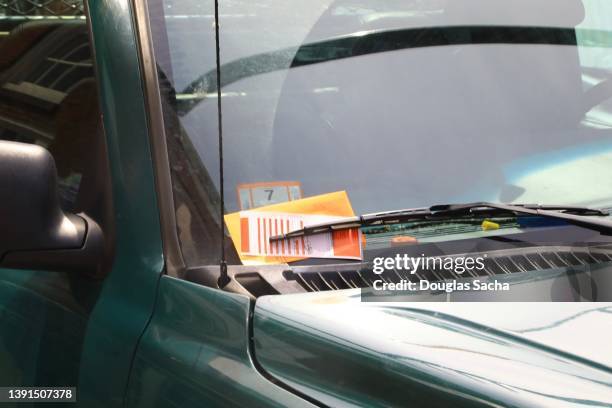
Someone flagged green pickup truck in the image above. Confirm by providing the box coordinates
[1,0,612,406]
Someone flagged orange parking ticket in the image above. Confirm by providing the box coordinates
[224,191,362,265]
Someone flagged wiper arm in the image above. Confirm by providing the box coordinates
[430,203,609,217]
[268,202,611,241]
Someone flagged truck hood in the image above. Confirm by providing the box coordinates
[253,291,612,407]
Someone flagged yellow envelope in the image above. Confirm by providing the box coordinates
[225,191,356,265]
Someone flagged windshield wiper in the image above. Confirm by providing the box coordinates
[268,202,611,241]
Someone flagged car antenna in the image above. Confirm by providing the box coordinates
[214,0,230,289]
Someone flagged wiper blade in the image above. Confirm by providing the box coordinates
[487,204,609,216]
[268,202,611,241]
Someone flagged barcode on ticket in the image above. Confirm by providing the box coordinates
[239,212,362,260]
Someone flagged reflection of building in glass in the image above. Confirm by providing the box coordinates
[0,1,97,212]
[0,0,84,17]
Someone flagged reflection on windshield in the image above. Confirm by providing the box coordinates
[179,24,597,111]
[148,0,612,266]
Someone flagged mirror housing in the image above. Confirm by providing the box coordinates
[0,141,104,277]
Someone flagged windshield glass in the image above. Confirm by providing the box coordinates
[147,0,612,268]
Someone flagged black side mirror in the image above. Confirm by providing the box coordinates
[0,141,104,277]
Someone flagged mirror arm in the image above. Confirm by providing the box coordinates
[1,214,105,278]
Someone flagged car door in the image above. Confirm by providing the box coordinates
[0,0,165,406]
[0,0,109,395]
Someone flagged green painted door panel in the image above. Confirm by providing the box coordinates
[0,269,95,408]
[125,276,314,408]
[76,0,166,406]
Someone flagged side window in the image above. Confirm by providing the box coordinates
[0,0,108,220]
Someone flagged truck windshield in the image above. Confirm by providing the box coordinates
[146,0,612,267]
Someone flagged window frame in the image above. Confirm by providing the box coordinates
[131,0,189,279]
[132,0,271,292]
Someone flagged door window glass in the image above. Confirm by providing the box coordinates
[0,0,102,214]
